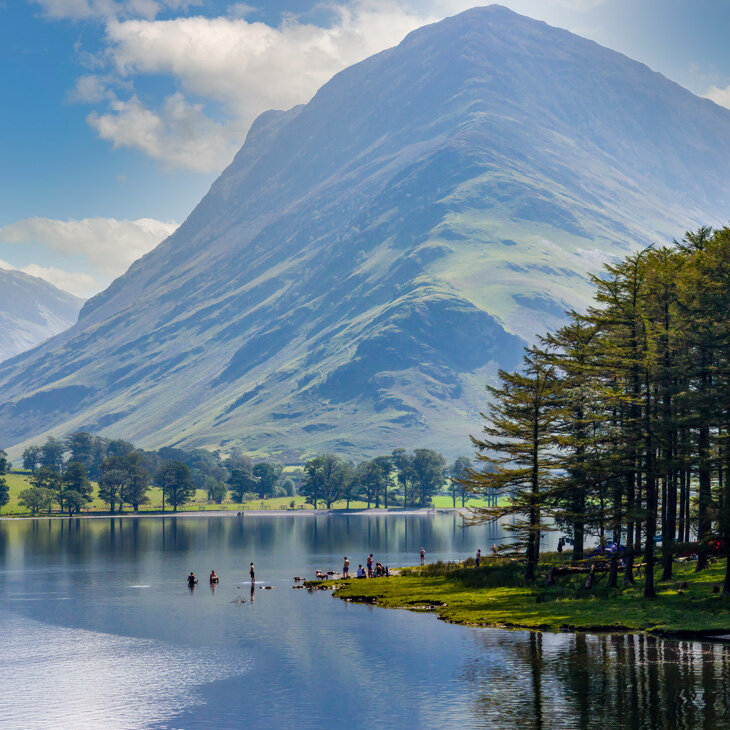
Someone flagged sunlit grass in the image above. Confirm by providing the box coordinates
[328,557,730,634]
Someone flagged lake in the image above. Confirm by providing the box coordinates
[1,513,729,729]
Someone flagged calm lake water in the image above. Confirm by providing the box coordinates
[1,514,729,729]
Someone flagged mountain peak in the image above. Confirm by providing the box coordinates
[1,9,730,458]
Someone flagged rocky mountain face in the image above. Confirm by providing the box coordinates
[1,5,730,459]
[0,269,82,363]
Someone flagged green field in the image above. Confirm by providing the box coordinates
[0,471,484,516]
[324,557,730,635]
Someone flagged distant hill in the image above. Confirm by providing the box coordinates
[0,269,83,363]
[1,5,730,459]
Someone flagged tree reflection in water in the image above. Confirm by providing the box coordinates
[463,630,730,728]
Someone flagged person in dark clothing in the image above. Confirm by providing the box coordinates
[187,572,198,589]
[250,562,255,583]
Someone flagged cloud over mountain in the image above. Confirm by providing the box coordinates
[0,217,178,296]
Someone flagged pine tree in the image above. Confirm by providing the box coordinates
[466,353,562,580]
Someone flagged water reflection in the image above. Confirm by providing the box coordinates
[464,631,730,729]
[1,515,729,729]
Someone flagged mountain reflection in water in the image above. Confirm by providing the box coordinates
[0,514,728,729]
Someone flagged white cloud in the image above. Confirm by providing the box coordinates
[226,3,255,20]
[67,74,115,103]
[705,84,730,109]
[104,5,435,118]
[0,258,97,297]
[0,217,178,295]
[75,2,439,170]
[87,94,239,171]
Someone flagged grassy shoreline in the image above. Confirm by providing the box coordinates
[321,557,730,637]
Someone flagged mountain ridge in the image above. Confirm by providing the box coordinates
[0,268,83,365]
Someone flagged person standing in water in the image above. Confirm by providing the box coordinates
[419,547,425,566]
[250,562,255,584]
[343,556,350,578]
[187,572,198,589]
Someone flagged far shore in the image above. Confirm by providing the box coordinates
[0,506,469,522]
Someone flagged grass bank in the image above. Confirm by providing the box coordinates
[325,557,730,636]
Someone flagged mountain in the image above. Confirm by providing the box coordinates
[0,269,83,363]
[2,5,730,460]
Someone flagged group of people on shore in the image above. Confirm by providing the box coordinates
[342,553,390,579]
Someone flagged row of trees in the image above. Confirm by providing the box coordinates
[468,227,730,596]
[8,434,472,515]
[14,433,293,514]
[298,449,469,509]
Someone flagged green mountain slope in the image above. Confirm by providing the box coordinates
[1,5,730,460]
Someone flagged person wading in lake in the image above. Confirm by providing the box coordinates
[210,570,219,584]
[419,547,426,566]
[343,556,350,578]
[187,572,198,589]
[250,562,255,584]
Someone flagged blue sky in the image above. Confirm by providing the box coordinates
[2,0,730,296]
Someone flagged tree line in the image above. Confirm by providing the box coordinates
[298,448,468,509]
[6,433,471,514]
[14,433,295,515]
[467,227,730,596]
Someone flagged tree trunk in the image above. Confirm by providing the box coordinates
[573,518,585,565]
[662,466,677,581]
[526,418,540,581]
[642,367,657,598]
[697,422,712,570]
[608,556,619,588]
[697,369,711,571]
[723,428,730,595]
[624,467,637,585]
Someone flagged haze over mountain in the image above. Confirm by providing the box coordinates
[0,269,83,363]
[1,5,730,460]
